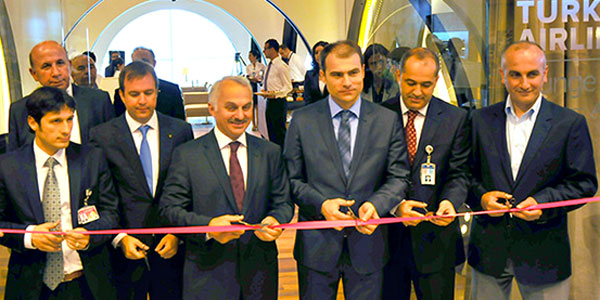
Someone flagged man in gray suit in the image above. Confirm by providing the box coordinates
[160,76,294,299]
[8,41,114,151]
[283,40,411,299]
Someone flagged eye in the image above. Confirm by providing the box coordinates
[242,103,252,110]
[128,91,140,97]
[422,82,433,88]
[405,80,416,86]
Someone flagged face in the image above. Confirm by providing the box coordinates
[500,45,548,108]
[71,55,97,87]
[314,45,325,66]
[248,52,257,64]
[110,52,119,61]
[119,73,157,123]
[132,49,156,67]
[209,80,253,140]
[28,106,74,155]
[29,41,71,90]
[263,43,277,60]
[320,52,364,108]
[367,53,387,77]
[400,56,439,111]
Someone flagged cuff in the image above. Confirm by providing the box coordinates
[112,233,127,249]
[24,225,36,249]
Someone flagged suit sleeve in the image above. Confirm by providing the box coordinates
[8,102,21,152]
[366,114,411,215]
[266,147,294,224]
[0,166,29,253]
[100,90,115,121]
[172,84,186,120]
[468,110,487,210]
[283,114,327,218]
[532,115,598,219]
[303,72,314,104]
[113,89,126,117]
[440,110,471,209]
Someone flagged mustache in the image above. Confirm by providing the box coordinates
[229,118,249,125]
[407,94,425,99]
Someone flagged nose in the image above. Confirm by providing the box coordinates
[520,76,531,90]
[413,84,423,96]
[342,74,352,87]
[61,120,72,135]
[234,107,245,119]
[51,64,61,77]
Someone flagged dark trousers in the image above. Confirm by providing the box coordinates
[40,276,94,300]
[265,98,287,148]
[113,239,184,300]
[297,239,382,300]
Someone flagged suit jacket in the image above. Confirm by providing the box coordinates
[302,69,328,105]
[8,84,115,152]
[284,98,411,274]
[0,143,120,299]
[382,96,469,274]
[88,112,193,245]
[113,79,186,120]
[468,98,597,285]
[159,131,294,299]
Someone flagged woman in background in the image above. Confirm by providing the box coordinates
[303,40,329,105]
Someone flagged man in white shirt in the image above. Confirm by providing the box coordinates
[0,86,119,299]
[279,43,306,84]
[160,76,293,299]
[262,39,293,147]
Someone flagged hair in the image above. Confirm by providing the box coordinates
[319,40,364,72]
[500,40,546,69]
[388,47,411,66]
[26,86,76,125]
[132,46,156,62]
[119,61,158,92]
[208,76,253,109]
[82,51,96,62]
[28,41,68,68]
[280,43,290,51]
[311,40,329,69]
[249,49,262,63]
[265,39,280,52]
[400,47,441,76]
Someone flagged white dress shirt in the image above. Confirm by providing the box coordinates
[505,94,542,180]
[262,56,293,98]
[287,52,306,82]
[399,96,430,148]
[246,62,266,82]
[214,126,248,188]
[329,96,361,158]
[65,84,82,144]
[25,142,83,275]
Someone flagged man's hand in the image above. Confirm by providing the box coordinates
[254,216,283,242]
[430,200,456,227]
[120,235,149,260]
[32,221,63,252]
[155,234,179,259]
[321,198,355,231]
[512,197,542,221]
[481,191,512,217]
[65,227,89,250]
[397,200,428,226]
[208,215,246,244]
[356,202,379,235]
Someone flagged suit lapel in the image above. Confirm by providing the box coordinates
[157,114,173,198]
[347,100,371,185]
[315,100,347,185]
[203,131,238,212]
[411,99,442,173]
[17,147,44,223]
[242,136,260,214]
[66,145,82,227]
[114,117,153,198]
[73,85,89,142]
[514,98,553,186]
[491,103,514,185]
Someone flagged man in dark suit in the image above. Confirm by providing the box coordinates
[468,41,597,299]
[160,76,294,299]
[89,62,194,300]
[0,86,119,299]
[381,48,470,300]
[112,47,186,120]
[283,40,411,299]
[8,41,114,152]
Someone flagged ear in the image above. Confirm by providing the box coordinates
[499,68,506,85]
[119,89,125,102]
[319,69,325,82]
[29,67,39,82]
[27,115,39,133]
[208,102,217,117]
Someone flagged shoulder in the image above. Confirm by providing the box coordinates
[158,112,190,129]
[431,97,467,118]
[10,96,28,112]
[291,99,324,119]
[365,99,397,121]
[247,134,280,154]
[381,96,400,113]
[74,85,110,100]
[90,116,122,136]
[159,79,180,91]
[472,101,504,120]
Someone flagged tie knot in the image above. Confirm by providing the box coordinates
[337,110,353,122]
[229,141,241,153]
[138,125,151,137]
[44,157,58,169]
[407,110,418,120]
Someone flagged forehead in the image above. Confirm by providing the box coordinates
[42,106,74,119]
[403,56,437,78]
[218,81,252,103]
[324,52,362,71]
[31,43,67,64]
[73,56,94,66]
[123,73,156,90]
[503,46,545,71]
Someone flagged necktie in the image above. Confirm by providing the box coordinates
[229,142,245,211]
[42,157,63,291]
[263,62,272,91]
[139,125,153,193]
[336,110,352,178]
[405,110,418,165]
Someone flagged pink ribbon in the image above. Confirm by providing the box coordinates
[3,196,599,235]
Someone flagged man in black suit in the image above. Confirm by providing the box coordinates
[89,62,194,300]
[160,76,293,299]
[8,41,114,152]
[381,48,470,300]
[468,41,597,299]
[112,47,186,120]
[283,40,411,299]
[0,86,119,299]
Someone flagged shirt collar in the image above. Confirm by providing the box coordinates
[399,96,430,117]
[213,126,247,150]
[65,83,73,97]
[125,110,159,134]
[33,141,67,170]
[270,56,282,64]
[328,95,361,119]
[505,93,542,120]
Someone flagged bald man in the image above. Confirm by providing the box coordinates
[8,41,114,151]
[468,41,597,299]
[71,54,98,88]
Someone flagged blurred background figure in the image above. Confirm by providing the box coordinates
[303,40,328,105]
[362,43,399,104]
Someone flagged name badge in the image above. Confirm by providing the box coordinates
[420,145,435,186]
[77,189,100,225]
